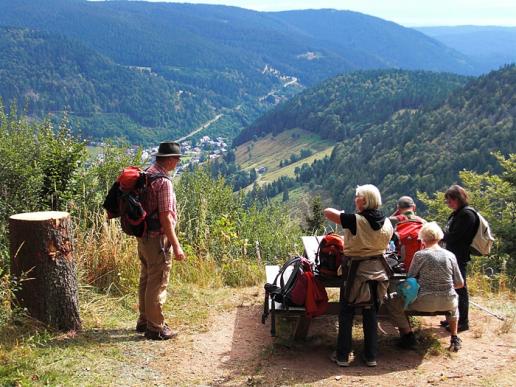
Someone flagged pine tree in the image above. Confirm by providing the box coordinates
[304,196,325,234]
[282,187,289,202]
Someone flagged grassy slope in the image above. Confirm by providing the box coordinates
[235,128,334,186]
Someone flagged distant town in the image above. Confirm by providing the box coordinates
[91,136,229,174]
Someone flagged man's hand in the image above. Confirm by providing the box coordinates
[173,245,185,261]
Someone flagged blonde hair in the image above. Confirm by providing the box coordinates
[418,221,444,243]
[356,184,382,210]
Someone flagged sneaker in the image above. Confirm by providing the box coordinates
[360,355,377,367]
[440,320,449,328]
[446,323,469,333]
[135,321,146,333]
[449,335,462,352]
[145,324,178,340]
[330,351,350,367]
[397,332,417,350]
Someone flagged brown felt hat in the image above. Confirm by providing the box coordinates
[155,141,181,157]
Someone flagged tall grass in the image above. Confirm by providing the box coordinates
[73,207,276,295]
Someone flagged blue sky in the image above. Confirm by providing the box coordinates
[135,0,516,26]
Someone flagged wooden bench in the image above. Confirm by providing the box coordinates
[261,236,452,339]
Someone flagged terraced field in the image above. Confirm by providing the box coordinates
[235,128,334,186]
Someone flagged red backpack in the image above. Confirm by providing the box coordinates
[103,166,169,237]
[315,233,345,278]
[395,215,425,270]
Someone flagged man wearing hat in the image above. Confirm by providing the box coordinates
[136,141,185,340]
[389,196,426,270]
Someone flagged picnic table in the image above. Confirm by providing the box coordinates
[262,236,451,339]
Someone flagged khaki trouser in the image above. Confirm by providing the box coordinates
[136,235,172,332]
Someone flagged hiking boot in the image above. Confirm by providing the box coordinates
[135,321,146,333]
[449,335,462,352]
[145,324,178,341]
[398,331,417,350]
[330,351,350,367]
[446,323,469,333]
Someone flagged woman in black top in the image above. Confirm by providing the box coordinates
[442,185,479,332]
[324,184,393,367]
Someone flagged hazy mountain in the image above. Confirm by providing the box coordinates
[270,10,476,74]
[416,26,516,73]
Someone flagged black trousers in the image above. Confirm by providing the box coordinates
[456,261,469,325]
[337,281,378,361]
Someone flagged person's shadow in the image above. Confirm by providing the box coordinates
[219,305,434,385]
[0,312,146,351]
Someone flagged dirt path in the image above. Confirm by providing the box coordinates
[128,291,515,386]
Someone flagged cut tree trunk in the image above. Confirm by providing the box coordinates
[9,211,82,331]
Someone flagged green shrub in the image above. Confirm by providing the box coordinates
[418,152,516,289]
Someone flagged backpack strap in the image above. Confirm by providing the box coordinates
[146,172,171,184]
[463,206,479,219]
[314,235,323,268]
[396,215,424,226]
[268,256,303,310]
[139,171,173,231]
[463,206,481,239]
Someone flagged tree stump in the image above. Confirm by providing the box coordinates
[9,211,82,331]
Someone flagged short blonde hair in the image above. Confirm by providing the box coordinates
[355,184,382,210]
[418,221,444,243]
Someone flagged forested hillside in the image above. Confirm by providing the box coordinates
[237,66,515,212]
[0,27,215,142]
[0,0,481,143]
[325,65,516,209]
[271,10,474,74]
[0,1,476,83]
[234,70,469,145]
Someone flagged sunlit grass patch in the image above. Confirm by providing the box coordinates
[0,288,138,386]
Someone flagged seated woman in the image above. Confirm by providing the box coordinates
[386,221,465,351]
[324,184,393,367]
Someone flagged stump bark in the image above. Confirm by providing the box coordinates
[9,211,82,331]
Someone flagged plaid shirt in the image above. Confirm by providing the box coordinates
[143,163,176,237]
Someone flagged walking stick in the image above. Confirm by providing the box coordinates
[470,300,506,321]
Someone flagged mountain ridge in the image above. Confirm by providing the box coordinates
[0,0,497,143]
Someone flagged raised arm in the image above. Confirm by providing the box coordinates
[323,208,342,225]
